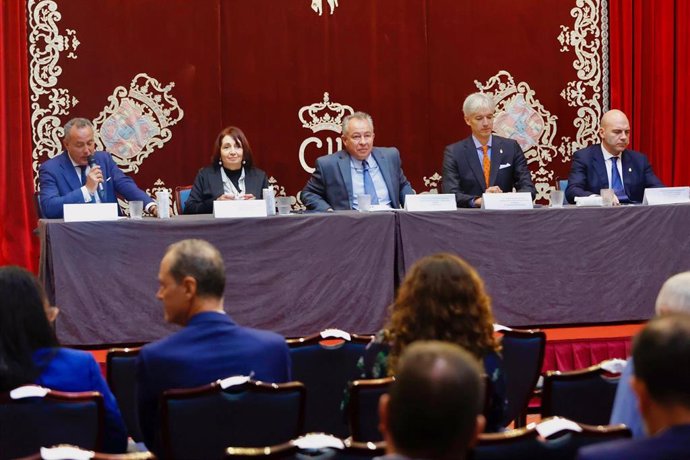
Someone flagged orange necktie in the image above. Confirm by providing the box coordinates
[482,145,490,188]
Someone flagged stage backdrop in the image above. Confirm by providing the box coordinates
[28,0,610,214]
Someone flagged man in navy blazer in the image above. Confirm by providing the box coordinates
[577,313,690,460]
[38,117,156,218]
[442,92,536,208]
[566,109,664,204]
[301,112,414,211]
[136,239,291,455]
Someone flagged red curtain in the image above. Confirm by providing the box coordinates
[0,1,38,270]
[609,0,690,186]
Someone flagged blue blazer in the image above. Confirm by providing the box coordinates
[136,312,291,454]
[183,165,269,214]
[301,147,415,211]
[442,135,536,207]
[577,424,690,460]
[33,347,128,453]
[565,145,664,204]
[38,151,154,218]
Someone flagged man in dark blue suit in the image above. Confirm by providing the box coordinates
[577,313,690,460]
[301,112,415,211]
[38,117,156,218]
[136,239,291,455]
[442,92,536,208]
[566,109,664,204]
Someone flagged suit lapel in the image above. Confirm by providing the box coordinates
[489,137,502,187]
[336,151,353,200]
[372,149,395,204]
[463,138,485,187]
[593,148,609,189]
[620,150,633,193]
[210,168,225,197]
[59,152,83,191]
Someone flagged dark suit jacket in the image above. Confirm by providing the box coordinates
[136,312,291,455]
[183,165,269,214]
[565,145,664,204]
[301,147,415,211]
[577,424,690,460]
[442,135,536,207]
[38,151,154,218]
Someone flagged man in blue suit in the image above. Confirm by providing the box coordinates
[577,313,690,460]
[136,239,291,455]
[38,117,156,218]
[301,112,415,211]
[566,109,664,204]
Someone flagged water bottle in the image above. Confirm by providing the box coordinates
[157,190,170,219]
[263,187,276,216]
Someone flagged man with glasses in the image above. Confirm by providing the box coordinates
[301,112,415,211]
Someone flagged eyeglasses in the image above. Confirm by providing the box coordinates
[348,133,373,142]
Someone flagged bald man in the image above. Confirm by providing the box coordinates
[565,110,664,204]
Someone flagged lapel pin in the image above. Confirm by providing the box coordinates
[628,168,632,172]
[500,148,503,154]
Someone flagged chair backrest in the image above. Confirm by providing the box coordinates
[174,185,192,215]
[335,439,386,460]
[541,362,621,425]
[0,385,104,460]
[34,191,44,219]
[347,377,394,442]
[499,328,546,427]
[106,347,143,442]
[161,378,306,460]
[225,441,299,459]
[287,330,374,437]
[224,438,385,460]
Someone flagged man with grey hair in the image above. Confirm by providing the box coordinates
[301,111,414,211]
[377,341,485,460]
[609,271,690,437]
[442,92,535,208]
[38,117,156,218]
[136,239,291,455]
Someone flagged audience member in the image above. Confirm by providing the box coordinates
[442,92,535,208]
[136,239,291,455]
[184,126,269,214]
[355,253,506,432]
[610,271,690,437]
[566,109,664,204]
[38,117,156,218]
[578,313,690,459]
[377,341,485,460]
[0,266,127,453]
[301,112,414,211]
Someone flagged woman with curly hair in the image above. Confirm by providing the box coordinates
[356,253,506,432]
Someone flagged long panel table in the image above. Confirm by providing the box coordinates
[39,205,690,346]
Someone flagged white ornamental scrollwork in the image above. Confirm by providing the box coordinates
[92,73,184,174]
[311,0,339,15]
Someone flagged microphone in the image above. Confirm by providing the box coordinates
[87,154,104,192]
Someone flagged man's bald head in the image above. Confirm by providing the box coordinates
[599,109,631,155]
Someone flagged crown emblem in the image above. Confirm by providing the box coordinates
[299,92,354,133]
[93,73,184,173]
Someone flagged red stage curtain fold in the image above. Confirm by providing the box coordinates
[609,0,690,187]
[0,1,38,270]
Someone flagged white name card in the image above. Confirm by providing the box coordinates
[643,187,690,206]
[213,199,268,218]
[481,192,533,210]
[63,203,119,222]
[404,193,457,212]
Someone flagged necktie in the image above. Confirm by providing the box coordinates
[79,165,87,186]
[482,145,490,188]
[610,157,630,202]
[362,160,379,205]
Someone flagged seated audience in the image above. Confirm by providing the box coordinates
[610,271,690,437]
[578,313,690,460]
[0,266,127,453]
[136,239,291,455]
[355,253,506,432]
[184,126,269,214]
[378,341,485,460]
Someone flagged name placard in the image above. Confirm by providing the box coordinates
[213,199,268,218]
[481,192,533,210]
[643,187,690,206]
[404,194,457,212]
[63,203,119,222]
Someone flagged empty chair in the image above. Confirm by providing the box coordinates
[174,185,192,215]
[287,329,373,437]
[0,385,104,460]
[161,377,305,460]
[498,327,546,427]
[106,347,143,442]
[347,377,394,442]
[541,360,622,425]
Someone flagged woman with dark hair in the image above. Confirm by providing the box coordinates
[0,266,128,453]
[356,253,507,432]
[184,126,270,214]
